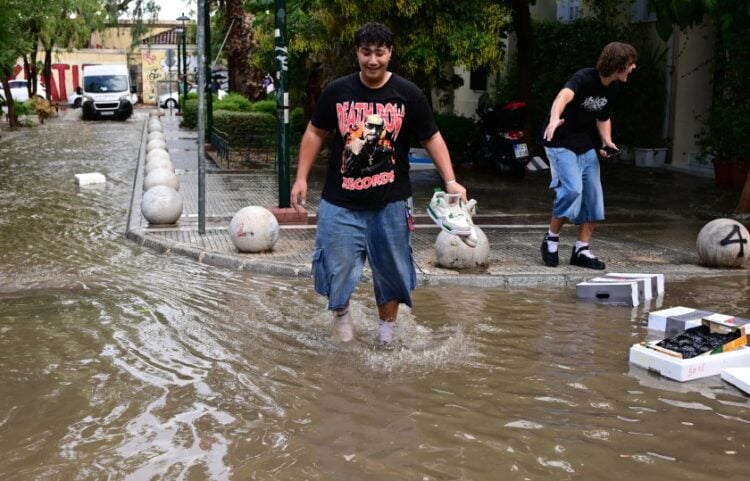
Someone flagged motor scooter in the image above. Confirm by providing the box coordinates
[469,96,531,178]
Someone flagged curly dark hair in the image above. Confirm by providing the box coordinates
[596,42,638,77]
[354,22,394,48]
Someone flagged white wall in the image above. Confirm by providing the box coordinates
[670,24,715,172]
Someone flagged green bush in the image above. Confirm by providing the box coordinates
[213,110,276,148]
[181,98,199,128]
[249,99,276,115]
[14,100,33,117]
[612,37,667,147]
[214,93,253,112]
[180,91,230,128]
[434,113,476,164]
[181,94,305,151]
[289,106,306,147]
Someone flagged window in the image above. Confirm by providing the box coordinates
[469,68,488,91]
[631,0,657,23]
[557,0,581,23]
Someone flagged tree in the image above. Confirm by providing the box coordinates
[1,0,34,128]
[248,0,510,118]
[223,0,264,99]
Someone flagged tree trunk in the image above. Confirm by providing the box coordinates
[511,0,534,143]
[736,166,750,213]
[1,78,18,129]
[44,47,53,101]
[225,0,263,99]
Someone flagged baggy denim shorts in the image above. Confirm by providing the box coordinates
[312,199,417,310]
[544,147,605,225]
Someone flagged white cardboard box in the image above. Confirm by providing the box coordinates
[74,172,106,185]
[721,367,750,395]
[608,272,664,297]
[576,280,639,306]
[589,276,650,300]
[629,343,750,382]
[647,306,714,336]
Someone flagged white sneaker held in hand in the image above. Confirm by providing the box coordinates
[459,199,478,248]
[427,190,472,236]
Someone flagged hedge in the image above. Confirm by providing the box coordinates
[434,113,476,164]
[213,110,276,148]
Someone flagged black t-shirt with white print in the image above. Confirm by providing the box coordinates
[311,72,438,210]
[543,67,620,154]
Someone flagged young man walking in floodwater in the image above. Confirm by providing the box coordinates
[541,42,637,270]
[290,22,466,344]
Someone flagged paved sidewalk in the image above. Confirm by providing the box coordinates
[126,112,750,288]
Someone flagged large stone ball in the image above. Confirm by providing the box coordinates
[146,157,175,174]
[147,138,168,152]
[229,206,280,253]
[143,167,179,191]
[435,227,490,269]
[148,121,163,133]
[141,185,183,225]
[148,131,166,142]
[146,148,170,163]
[696,218,750,268]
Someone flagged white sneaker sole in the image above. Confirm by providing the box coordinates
[459,228,478,248]
[427,205,473,236]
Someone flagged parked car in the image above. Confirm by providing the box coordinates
[68,87,83,108]
[159,85,226,108]
[5,79,46,102]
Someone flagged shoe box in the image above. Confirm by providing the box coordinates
[607,272,664,297]
[646,306,715,337]
[575,273,664,307]
[575,280,640,306]
[722,367,750,395]
[630,310,750,382]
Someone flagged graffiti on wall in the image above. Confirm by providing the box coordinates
[142,49,196,103]
[9,63,89,102]
[8,49,196,105]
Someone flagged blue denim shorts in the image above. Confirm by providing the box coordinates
[544,147,604,224]
[312,199,417,310]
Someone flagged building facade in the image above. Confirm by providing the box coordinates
[8,21,196,106]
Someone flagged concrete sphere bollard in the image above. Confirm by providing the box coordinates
[147,138,168,152]
[696,218,750,268]
[141,185,183,225]
[229,206,280,253]
[145,157,175,174]
[148,131,166,142]
[435,227,490,269]
[148,122,163,133]
[149,109,162,118]
[147,148,170,163]
[143,167,180,191]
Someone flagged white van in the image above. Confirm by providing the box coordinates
[81,64,137,120]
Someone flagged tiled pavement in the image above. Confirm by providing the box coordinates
[126,110,750,288]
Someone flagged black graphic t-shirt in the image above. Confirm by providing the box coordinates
[311,73,438,210]
[543,68,620,154]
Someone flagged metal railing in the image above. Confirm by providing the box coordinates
[209,125,276,170]
[210,127,230,167]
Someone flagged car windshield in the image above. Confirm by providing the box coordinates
[84,75,129,93]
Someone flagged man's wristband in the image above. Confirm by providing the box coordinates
[445,179,457,186]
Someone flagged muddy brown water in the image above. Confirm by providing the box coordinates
[1,110,749,480]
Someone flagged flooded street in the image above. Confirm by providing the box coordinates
[1,110,749,480]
